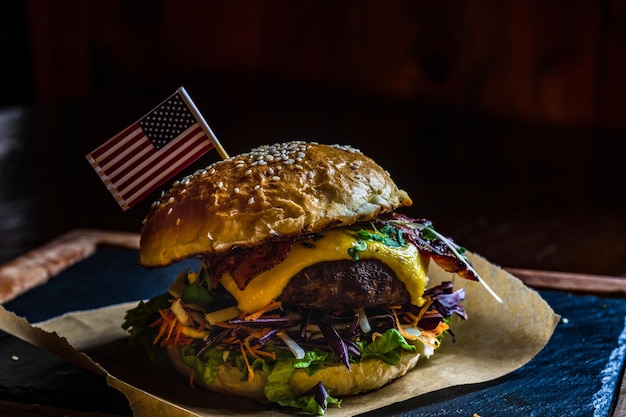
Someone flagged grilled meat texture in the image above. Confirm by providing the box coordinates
[277,259,410,311]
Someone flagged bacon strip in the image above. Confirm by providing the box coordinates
[207,240,294,290]
[373,213,480,281]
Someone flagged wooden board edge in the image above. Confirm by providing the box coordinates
[505,267,626,295]
[0,229,139,304]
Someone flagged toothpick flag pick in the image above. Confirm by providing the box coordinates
[86,87,229,210]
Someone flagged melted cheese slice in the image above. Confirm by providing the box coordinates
[220,229,429,313]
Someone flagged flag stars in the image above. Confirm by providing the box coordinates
[139,93,197,150]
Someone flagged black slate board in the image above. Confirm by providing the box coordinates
[1,246,625,416]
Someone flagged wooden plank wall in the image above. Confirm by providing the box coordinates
[26,0,626,131]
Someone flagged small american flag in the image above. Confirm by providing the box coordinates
[86,87,228,210]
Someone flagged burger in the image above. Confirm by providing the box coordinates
[123,141,492,414]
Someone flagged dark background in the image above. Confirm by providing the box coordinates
[0,0,625,276]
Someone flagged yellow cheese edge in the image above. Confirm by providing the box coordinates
[220,229,429,314]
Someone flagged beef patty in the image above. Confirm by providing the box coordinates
[278,259,410,311]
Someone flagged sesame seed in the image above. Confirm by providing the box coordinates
[254,184,261,190]
[218,181,223,188]
[248,197,255,205]
[176,218,181,226]
[167,207,173,215]
[272,176,280,181]
[168,197,175,203]
[234,187,240,193]
[245,169,252,175]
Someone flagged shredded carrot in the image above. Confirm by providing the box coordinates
[244,300,282,321]
[152,320,168,344]
[371,332,383,341]
[415,322,449,349]
[390,307,425,341]
[414,296,433,324]
[423,321,449,338]
[254,349,276,360]
[150,309,196,347]
[437,321,449,334]
[243,336,260,359]
[239,341,254,382]
[158,309,171,320]
[423,333,442,349]
[174,324,183,346]
[403,299,434,327]
[248,327,273,340]
[243,334,277,360]
[148,316,163,328]
[152,310,176,344]
[165,315,178,340]
[390,307,409,338]
[197,320,207,332]
[405,311,419,324]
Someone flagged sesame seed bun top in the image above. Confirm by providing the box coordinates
[139,141,412,268]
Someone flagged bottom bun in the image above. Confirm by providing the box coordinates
[166,344,422,399]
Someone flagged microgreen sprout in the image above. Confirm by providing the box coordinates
[395,221,503,304]
[348,223,406,261]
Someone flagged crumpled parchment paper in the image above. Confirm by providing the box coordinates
[0,252,559,416]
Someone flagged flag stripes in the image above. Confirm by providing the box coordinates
[85,89,222,210]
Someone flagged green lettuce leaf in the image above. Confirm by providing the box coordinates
[359,328,416,365]
[121,292,172,359]
[180,345,224,386]
[265,350,342,415]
